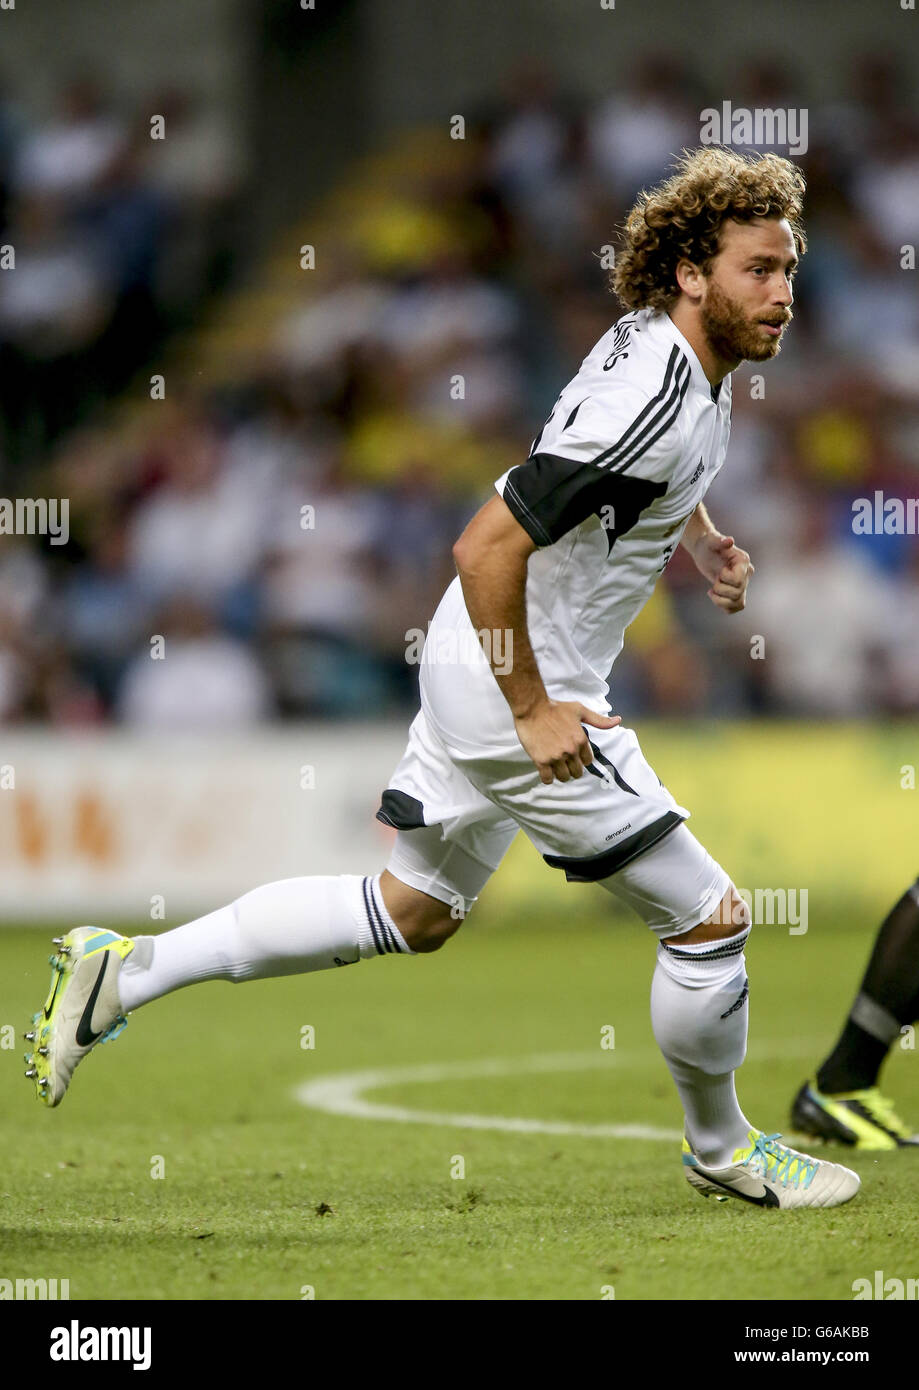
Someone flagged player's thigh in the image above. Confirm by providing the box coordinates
[595,823,734,942]
[455,720,690,887]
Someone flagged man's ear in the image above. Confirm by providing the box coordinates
[675,258,705,303]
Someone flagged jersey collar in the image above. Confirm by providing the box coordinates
[656,311,726,403]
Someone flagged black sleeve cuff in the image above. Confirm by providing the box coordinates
[501,453,668,548]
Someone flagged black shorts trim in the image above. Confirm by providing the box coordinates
[375,789,427,830]
[542,810,685,882]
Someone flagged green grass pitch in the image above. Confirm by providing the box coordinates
[2,881,918,1300]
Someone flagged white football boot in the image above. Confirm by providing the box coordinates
[24,928,145,1107]
[683,1129,860,1209]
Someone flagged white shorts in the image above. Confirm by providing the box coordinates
[377,707,730,941]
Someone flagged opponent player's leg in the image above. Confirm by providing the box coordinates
[791,876,919,1149]
[598,825,859,1209]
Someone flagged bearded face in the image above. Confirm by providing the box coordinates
[700,270,792,364]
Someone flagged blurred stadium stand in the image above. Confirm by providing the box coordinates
[0,1,916,726]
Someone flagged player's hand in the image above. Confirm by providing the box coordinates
[513,700,621,785]
[692,532,754,613]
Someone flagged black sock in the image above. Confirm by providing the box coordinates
[817,1019,892,1093]
[817,878,919,1094]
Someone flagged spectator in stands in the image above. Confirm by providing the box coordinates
[126,405,268,617]
[0,193,110,465]
[13,77,124,203]
[119,598,271,729]
[0,53,917,725]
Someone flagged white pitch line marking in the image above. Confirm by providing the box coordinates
[294,1051,682,1140]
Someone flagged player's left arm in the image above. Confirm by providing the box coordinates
[680,502,754,614]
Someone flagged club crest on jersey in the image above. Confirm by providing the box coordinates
[689,458,705,484]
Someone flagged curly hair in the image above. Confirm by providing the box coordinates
[610,147,806,312]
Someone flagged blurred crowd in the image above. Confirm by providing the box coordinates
[0,75,242,473]
[0,53,917,727]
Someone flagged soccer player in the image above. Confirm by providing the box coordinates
[792,878,919,1149]
[26,147,859,1210]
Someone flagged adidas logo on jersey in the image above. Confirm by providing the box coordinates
[689,458,705,484]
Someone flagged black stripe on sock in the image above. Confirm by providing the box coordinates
[361,875,386,955]
[368,876,400,954]
[368,879,396,953]
[664,937,747,961]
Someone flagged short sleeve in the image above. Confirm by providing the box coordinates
[495,390,681,548]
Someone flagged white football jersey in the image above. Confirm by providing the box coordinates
[420,308,732,749]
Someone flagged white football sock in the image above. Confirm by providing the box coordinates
[118,872,414,1011]
[650,927,754,1167]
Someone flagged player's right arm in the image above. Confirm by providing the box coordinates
[452,495,620,784]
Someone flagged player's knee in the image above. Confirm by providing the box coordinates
[404,915,462,953]
[699,884,750,940]
[725,885,751,934]
[664,884,750,945]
